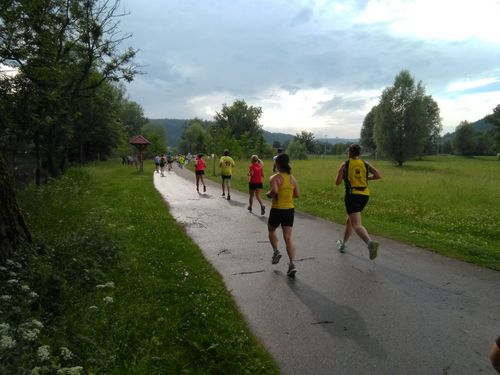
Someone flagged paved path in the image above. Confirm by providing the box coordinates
[154,167,500,375]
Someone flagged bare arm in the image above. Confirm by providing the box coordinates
[367,164,382,181]
[335,162,345,186]
[266,174,281,198]
[291,176,300,198]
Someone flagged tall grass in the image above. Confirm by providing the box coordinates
[199,155,500,270]
[15,162,278,374]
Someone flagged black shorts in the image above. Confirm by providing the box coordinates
[248,182,263,190]
[195,170,205,175]
[345,194,369,214]
[221,174,232,180]
[268,208,295,228]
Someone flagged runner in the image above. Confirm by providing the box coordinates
[247,155,265,215]
[219,149,235,200]
[154,155,161,173]
[195,153,207,193]
[266,153,300,277]
[166,151,174,171]
[335,143,381,260]
[272,147,283,173]
[159,154,166,177]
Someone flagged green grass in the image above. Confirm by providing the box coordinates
[18,161,278,374]
[197,155,500,270]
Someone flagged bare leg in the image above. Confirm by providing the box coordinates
[249,190,254,209]
[282,226,296,262]
[196,175,200,191]
[342,215,354,243]
[347,212,370,244]
[268,226,279,251]
[221,180,225,195]
[255,189,263,207]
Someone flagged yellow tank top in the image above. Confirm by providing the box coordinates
[345,158,370,196]
[272,173,294,209]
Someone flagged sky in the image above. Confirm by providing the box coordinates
[118,0,500,138]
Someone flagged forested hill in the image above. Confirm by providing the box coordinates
[147,118,356,147]
[441,118,493,141]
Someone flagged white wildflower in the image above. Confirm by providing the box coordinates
[7,279,19,285]
[9,271,17,277]
[21,284,31,292]
[0,323,10,335]
[37,345,51,361]
[57,366,83,375]
[88,305,98,311]
[96,281,115,289]
[0,266,7,272]
[0,295,12,302]
[102,296,114,304]
[0,335,16,349]
[60,346,73,360]
[30,291,39,299]
[21,327,40,341]
[31,319,44,329]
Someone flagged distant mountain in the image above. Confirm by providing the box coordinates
[148,118,188,147]
[148,118,358,147]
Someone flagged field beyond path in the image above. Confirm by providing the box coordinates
[155,166,500,375]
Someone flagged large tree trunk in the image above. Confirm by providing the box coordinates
[0,153,32,262]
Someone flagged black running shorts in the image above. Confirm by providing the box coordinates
[268,208,295,228]
[195,170,204,175]
[345,193,369,214]
[248,182,263,190]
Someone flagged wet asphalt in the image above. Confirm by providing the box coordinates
[153,166,500,375]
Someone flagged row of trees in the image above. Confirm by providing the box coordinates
[452,107,500,156]
[177,100,274,160]
[0,0,147,185]
[360,70,500,163]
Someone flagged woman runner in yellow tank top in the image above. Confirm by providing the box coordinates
[266,153,300,277]
[335,144,381,260]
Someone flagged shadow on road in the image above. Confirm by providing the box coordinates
[280,272,387,359]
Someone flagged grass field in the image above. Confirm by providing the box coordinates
[197,155,500,270]
[15,162,278,374]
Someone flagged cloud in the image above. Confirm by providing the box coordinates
[120,0,500,138]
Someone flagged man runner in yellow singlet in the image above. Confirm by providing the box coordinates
[335,144,381,260]
[266,153,300,277]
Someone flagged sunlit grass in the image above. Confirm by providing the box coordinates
[197,155,500,270]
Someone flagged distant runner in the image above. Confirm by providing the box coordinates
[266,153,300,278]
[195,154,207,193]
[219,149,235,200]
[335,144,381,260]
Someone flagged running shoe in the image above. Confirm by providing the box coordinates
[271,250,282,264]
[227,195,231,201]
[261,205,265,216]
[368,241,379,260]
[336,240,346,253]
[222,193,225,197]
[287,263,297,278]
[248,206,252,212]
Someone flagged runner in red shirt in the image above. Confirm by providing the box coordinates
[195,154,207,193]
[247,155,265,215]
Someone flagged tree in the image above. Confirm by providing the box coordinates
[0,0,138,181]
[373,70,441,166]
[287,140,308,160]
[294,131,316,153]
[421,95,442,156]
[0,153,31,262]
[360,106,377,151]
[485,104,500,152]
[179,120,207,154]
[214,100,263,140]
[452,121,477,155]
